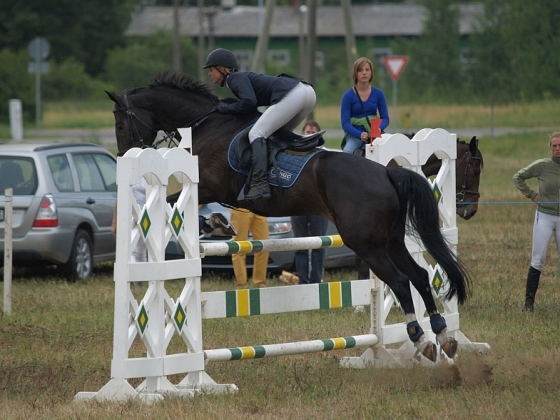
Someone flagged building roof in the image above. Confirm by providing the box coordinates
[125,3,484,38]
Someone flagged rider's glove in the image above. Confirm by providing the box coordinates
[216,102,229,113]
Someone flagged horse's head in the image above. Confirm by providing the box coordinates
[106,89,161,157]
[456,136,483,220]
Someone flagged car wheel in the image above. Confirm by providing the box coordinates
[60,229,93,281]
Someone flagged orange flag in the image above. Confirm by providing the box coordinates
[370,118,382,142]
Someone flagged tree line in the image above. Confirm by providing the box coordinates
[0,0,558,124]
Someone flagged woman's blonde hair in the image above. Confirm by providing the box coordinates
[352,57,374,86]
[550,132,560,144]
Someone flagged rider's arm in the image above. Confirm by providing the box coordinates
[219,73,258,114]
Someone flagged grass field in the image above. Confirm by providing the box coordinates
[0,99,559,141]
[1,109,560,418]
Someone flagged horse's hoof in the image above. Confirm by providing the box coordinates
[440,337,458,359]
[420,341,437,362]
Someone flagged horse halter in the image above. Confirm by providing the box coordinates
[114,95,177,154]
[455,150,481,204]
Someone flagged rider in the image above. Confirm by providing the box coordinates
[203,48,316,201]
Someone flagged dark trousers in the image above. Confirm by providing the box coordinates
[291,215,329,284]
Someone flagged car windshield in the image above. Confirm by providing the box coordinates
[0,157,37,196]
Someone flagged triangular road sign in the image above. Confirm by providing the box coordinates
[382,56,409,82]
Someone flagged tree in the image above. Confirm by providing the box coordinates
[0,49,35,124]
[469,0,560,103]
[0,0,140,77]
[105,31,199,89]
[394,0,465,103]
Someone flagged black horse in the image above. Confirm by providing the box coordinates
[420,136,482,220]
[107,72,475,362]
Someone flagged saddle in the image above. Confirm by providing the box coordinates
[235,125,325,170]
[234,125,325,197]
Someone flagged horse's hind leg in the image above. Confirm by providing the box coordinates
[357,246,439,362]
[388,239,458,360]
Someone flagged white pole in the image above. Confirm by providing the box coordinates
[9,99,23,141]
[3,188,13,316]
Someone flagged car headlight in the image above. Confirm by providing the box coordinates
[268,221,292,234]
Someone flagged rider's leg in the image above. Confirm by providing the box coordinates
[245,138,271,200]
[249,83,315,142]
[245,83,316,201]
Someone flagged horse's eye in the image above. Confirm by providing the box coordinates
[116,123,124,131]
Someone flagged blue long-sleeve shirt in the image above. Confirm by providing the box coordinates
[340,87,389,139]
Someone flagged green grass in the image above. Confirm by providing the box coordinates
[1,99,559,141]
[1,113,560,418]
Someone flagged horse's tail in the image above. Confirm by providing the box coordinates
[387,167,472,304]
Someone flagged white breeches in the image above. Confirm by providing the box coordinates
[531,210,560,271]
[249,83,316,142]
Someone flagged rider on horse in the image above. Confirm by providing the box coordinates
[203,48,316,202]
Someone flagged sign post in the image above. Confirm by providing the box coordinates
[382,56,409,130]
[28,37,50,134]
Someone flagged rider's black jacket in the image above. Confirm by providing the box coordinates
[219,72,302,114]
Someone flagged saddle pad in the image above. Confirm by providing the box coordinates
[228,138,325,188]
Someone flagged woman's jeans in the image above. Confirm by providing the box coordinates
[342,135,364,153]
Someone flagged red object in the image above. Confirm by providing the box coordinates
[382,56,409,82]
[370,118,382,142]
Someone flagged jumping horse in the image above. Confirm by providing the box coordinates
[107,72,480,363]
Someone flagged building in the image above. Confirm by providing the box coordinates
[126,3,483,72]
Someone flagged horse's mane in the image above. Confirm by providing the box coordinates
[147,71,218,102]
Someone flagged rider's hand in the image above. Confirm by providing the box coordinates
[216,102,229,113]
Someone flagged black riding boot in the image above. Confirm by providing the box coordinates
[524,266,541,312]
[245,138,271,200]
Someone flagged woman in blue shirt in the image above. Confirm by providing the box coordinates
[340,57,389,154]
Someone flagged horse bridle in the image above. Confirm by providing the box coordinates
[455,150,481,204]
[114,94,216,153]
[114,94,178,153]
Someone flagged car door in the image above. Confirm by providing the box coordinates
[71,152,117,256]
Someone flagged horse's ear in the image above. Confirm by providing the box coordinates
[105,91,119,104]
[469,136,478,154]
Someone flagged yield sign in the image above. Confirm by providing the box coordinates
[382,56,409,82]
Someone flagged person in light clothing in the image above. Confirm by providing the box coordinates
[513,131,560,312]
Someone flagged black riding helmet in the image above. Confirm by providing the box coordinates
[202,48,239,70]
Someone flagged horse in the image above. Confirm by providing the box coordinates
[107,72,475,363]
[420,137,482,220]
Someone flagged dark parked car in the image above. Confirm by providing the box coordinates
[0,143,117,279]
[166,202,358,273]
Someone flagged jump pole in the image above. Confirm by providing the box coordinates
[205,334,378,362]
[201,235,343,256]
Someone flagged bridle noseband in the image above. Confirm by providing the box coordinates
[114,94,216,155]
[455,150,481,205]
[114,94,178,154]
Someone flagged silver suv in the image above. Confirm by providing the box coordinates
[0,143,117,280]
